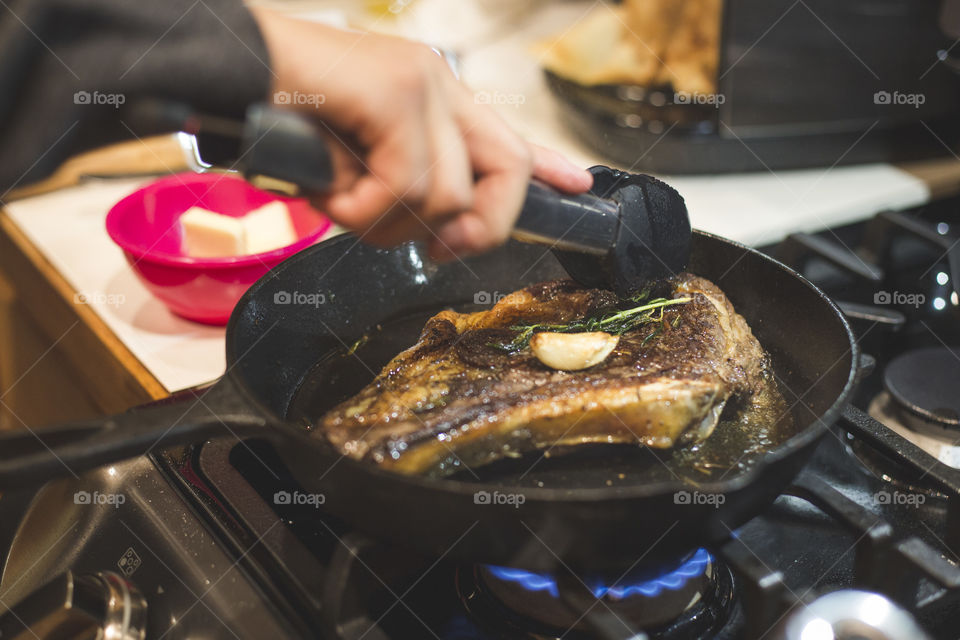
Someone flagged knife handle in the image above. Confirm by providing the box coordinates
[240,104,621,254]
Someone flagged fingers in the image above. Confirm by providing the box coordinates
[420,90,474,224]
[430,141,591,260]
[530,144,593,194]
[320,83,475,248]
[428,214,486,262]
[326,135,364,194]
[325,134,589,257]
[434,100,533,256]
[313,45,585,255]
[382,86,475,247]
[324,123,430,245]
[326,174,400,240]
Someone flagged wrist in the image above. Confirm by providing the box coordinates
[249,8,299,97]
[249,9,351,119]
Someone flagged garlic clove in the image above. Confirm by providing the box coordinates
[530,331,619,371]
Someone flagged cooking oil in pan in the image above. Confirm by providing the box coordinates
[288,309,437,424]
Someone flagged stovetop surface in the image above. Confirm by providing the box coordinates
[158,414,957,639]
[3,196,959,640]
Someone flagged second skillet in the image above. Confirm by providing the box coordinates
[0,230,857,572]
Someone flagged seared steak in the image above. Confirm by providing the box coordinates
[318,274,775,475]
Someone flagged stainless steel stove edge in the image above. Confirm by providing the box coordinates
[0,454,298,639]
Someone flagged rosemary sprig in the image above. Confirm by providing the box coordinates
[492,295,692,353]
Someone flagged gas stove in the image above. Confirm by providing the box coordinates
[1,198,960,640]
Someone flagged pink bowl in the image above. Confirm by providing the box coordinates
[106,172,333,325]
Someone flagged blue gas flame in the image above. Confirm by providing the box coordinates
[485,548,712,600]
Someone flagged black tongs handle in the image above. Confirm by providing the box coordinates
[239,104,622,254]
[516,182,619,256]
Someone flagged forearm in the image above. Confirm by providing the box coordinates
[0,0,271,192]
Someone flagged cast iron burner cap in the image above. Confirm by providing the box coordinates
[885,347,960,431]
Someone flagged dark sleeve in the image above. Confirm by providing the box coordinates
[0,0,272,192]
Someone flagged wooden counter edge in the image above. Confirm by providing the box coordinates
[0,211,169,411]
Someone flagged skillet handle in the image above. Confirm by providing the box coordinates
[0,377,271,488]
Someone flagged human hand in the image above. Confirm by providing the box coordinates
[251,9,593,259]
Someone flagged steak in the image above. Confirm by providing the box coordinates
[318,274,775,475]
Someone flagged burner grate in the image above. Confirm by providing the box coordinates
[719,405,960,640]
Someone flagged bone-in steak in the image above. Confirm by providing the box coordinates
[318,274,777,475]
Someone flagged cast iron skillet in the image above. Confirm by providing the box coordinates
[0,230,857,571]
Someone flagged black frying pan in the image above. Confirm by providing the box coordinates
[0,230,857,572]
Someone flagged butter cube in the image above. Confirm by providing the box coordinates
[180,207,245,258]
[179,201,299,258]
[242,201,297,254]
